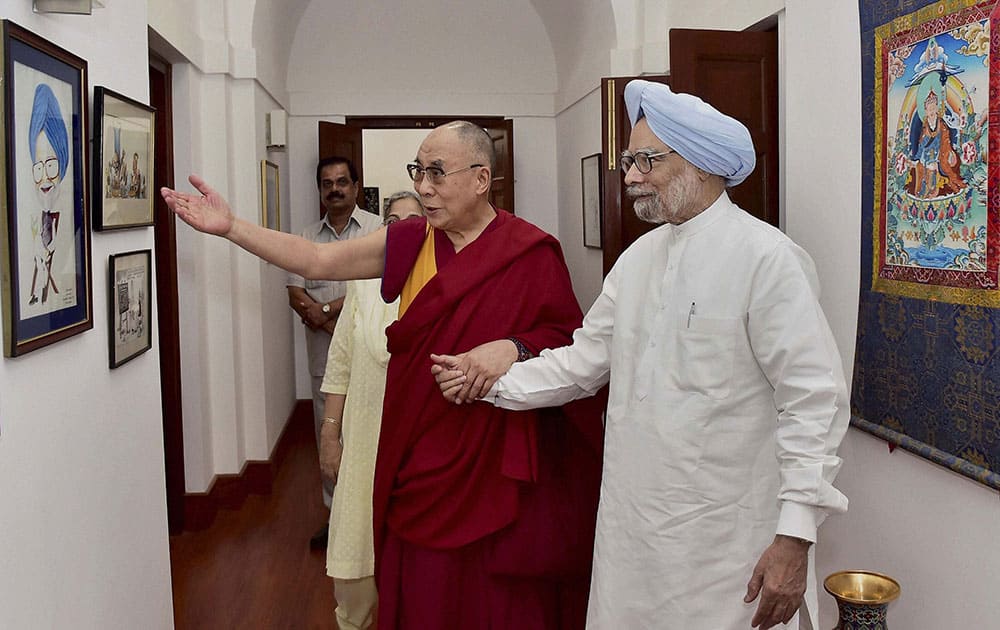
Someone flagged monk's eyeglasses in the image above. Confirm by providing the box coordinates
[406,163,483,185]
[620,150,675,174]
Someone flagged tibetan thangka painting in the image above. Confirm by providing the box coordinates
[857,0,1000,489]
[876,2,995,303]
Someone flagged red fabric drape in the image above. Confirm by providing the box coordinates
[373,211,604,576]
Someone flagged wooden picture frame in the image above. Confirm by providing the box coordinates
[0,20,92,357]
[581,152,603,249]
[108,249,151,368]
[260,159,280,230]
[93,86,154,230]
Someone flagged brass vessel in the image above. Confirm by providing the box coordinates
[824,570,900,630]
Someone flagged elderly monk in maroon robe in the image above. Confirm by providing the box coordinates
[161,120,604,630]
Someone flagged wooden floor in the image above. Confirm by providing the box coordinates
[169,408,337,629]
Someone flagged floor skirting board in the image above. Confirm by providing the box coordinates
[181,400,311,531]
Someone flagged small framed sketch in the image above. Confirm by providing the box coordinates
[108,249,152,368]
[0,20,93,357]
[260,160,280,230]
[581,152,603,249]
[362,186,379,216]
[93,86,155,230]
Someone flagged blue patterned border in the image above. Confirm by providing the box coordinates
[852,415,1000,488]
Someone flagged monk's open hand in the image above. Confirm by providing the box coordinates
[431,340,519,404]
[744,534,810,629]
[160,174,235,237]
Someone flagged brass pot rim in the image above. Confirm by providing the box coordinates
[824,570,901,605]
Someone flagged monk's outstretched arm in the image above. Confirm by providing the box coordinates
[161,174,385,280]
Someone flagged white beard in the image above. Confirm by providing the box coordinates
[628,166,702,225]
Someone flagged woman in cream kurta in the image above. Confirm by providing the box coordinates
[320,278,399,629]
[319,191,423,630]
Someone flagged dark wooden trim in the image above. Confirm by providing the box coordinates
[182,400,311,531]
[346,115,506,129]
[746,14,779,32]
[149,53,187,535]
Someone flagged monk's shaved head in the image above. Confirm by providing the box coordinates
[437,121,496,173]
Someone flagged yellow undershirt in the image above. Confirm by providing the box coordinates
[398,224,437,318]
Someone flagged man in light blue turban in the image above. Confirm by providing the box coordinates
[624,78,755,187]
[432,79,850,630]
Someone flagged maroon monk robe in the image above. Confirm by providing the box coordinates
[373,211,604,629]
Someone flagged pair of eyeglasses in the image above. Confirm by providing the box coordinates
[32,157,60,183]
[406,163,483,185]
[620,150,675,174]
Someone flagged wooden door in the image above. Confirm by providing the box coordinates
[318,121,365,214]
[601,75,670,275]
[342,116,515,214]
[150,55,185,535]
[668,28,779,227]
[486,119,515,214]
[600,29,778,275]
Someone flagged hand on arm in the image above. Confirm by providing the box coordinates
[430,339,519,404]
[744,535,811,629]
[430,355,468,404]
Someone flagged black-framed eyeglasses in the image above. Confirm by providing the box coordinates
[406,163,483,185]
[620,150,675,174]
[32,157,60,183]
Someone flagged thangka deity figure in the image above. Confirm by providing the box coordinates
[904,87,966,199]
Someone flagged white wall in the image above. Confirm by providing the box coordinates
[555,89,605,309]
[255,87,297,451]
[149,0,302,490]
[0,4,173,629]
[287,0,557,115]
[362,129,427,216]
[532,0,616,111]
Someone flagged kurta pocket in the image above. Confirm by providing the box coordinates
[670,315,737,399]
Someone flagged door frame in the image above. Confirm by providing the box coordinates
[149,52,185,535]
[344,116,515,214]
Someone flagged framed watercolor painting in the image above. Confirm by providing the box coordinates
[93,86,155,230]
[0,20,92,357]
[108,249,151,368]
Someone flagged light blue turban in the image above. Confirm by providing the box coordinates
[28,83,70,178]
[624,80,755,187]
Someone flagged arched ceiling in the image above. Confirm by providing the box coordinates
[251,0,618,107]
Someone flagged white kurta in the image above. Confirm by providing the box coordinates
[321,279,399,579]
[490,193,850,629]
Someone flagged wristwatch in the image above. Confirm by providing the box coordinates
[321,303,331,314]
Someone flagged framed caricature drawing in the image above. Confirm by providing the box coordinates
[0,21,92,357]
